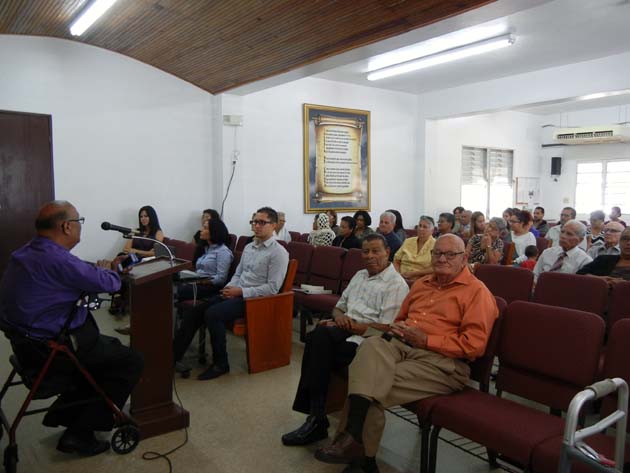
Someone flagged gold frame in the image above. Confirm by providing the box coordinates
[303,103,370,213]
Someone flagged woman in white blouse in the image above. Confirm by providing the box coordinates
[509,209,537,264]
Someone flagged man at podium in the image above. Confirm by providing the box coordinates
[173,206,289,380]
[0,200,144,456]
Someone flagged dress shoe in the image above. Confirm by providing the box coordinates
[114,325,131,335]
[281,415,329,446]
[342,458,380,473]
[57,429,110,456]
[197,364,229,381]
[314,431,365,464]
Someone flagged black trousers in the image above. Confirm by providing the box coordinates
[42,315,144,432]
[292,324,358,414]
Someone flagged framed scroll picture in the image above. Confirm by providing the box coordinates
[515,177,541,206]
[303,104,370,212]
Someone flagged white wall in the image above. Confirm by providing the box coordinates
[0,36,214,261]
[219,77,421,235]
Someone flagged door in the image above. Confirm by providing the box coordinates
[0,110,54,274]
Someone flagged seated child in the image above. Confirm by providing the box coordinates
[519,245,539,271]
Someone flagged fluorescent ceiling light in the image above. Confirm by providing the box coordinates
[578,90,630,101]
[367,34,515,81]
[70,0,119,36]
[367,23,507,72]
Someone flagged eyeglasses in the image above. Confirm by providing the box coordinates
[509,219,520,225]
[431,250,465,260]
[604,228,622,234]
[67,217,85,225]
[560,214,572,218]
[249,220,272,226]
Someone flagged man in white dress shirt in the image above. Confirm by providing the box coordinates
[534,220,592,282]
[274,211,292,242]
[587,221,623,259]
[546,207,587,250]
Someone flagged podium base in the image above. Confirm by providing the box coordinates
[128,402,190,439]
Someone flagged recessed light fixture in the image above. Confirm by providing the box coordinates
[70,0,119,36]
[367,33,515,81]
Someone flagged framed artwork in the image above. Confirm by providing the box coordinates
[515,177,541,206]
[303,103,370,212]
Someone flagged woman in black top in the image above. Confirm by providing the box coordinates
[332,216,362,250]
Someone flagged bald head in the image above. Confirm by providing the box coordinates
[35,200,82,249]
[435,233,465,252]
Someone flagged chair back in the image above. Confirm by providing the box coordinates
[536,236,549,256]
[600,318,630,431]
[281,259,298,292]
[497,301,605,411]
[502,242,515,265]
[276,240,289,250]
[404,228,416,238]
[235,235,250,253]
[227,252,241,281]
[470,296,506,391]
[306,246,346,293]
[227,233,237,252]
[300,233,310,243]
[289,231,302,242]
[607,281,630,332]
[533,271,609,317]
[287,242,315,286]
[163,237,195,261]
[339,248,366,292]
[474,264,533,304]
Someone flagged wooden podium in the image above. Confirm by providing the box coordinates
[125,256,192,439]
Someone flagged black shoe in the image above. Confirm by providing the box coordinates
[57,429,110,456]
[342,457,380,473]
[197,364,229,381]
[282,415,329,446]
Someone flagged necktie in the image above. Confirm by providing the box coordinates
[549,251,567,272]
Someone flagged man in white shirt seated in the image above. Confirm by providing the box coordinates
[281,233,409,447]
[587,221,623,259]
[274,211,292,242]
[546,207,587,250]
[534,220,592,282]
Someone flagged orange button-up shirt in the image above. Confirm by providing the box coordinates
[395,266,498,360]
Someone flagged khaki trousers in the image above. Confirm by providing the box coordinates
[336,336,470,457]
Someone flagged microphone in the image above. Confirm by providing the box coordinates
[101,222,139,236]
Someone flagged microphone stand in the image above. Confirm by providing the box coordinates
[124,234,175,266]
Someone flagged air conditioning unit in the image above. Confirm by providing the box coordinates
[553,125,630,145]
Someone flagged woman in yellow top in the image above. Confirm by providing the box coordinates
[393,215,436,283]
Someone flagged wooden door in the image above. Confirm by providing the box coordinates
[0,110,54,274]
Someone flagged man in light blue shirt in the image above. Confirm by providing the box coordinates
[173,206,288,380]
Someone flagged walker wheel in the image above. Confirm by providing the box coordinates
[3,445,18,473]
[111,425,140,454]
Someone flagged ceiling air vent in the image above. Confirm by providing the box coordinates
[553,126,630,145]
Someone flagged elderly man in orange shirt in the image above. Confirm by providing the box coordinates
[314,234,498,473]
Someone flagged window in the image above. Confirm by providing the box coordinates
[461,146,513,217]
[575,160,630,214]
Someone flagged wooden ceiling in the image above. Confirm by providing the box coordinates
[0,0,495,94]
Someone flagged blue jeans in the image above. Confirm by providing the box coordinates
[203,296,245,369]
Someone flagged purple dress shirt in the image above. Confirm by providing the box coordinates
[0,237,121,339]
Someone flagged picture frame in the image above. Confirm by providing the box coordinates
[303,103,370,213]
[515,177,541,206]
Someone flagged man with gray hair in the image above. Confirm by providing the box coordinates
[376,211,402,261]
[587,221,624,259]
[534,220,592,282]
[274,211,292,242]
[546,207,587,250]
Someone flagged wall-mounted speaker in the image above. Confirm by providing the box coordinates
[551,156,562,176]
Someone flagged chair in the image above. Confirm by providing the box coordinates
[234,235,250,253]
[300,233,310,243]
[405,228,417,238]
[162,237,195,261]
[227,233,237,252]
[276,239,289,250]
[533,272,609,317]
[427,301,605,473]
[287,241,315,286]
[530,318,630,473]
[475,264,534,304]
[536,236,549,256]
[232,259,298,373]
[607,281,630,332]
[289,231,302,242]
[502,241,515,265]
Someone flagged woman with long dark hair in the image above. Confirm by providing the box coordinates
[192,208,222,245]
[122,205,164,258]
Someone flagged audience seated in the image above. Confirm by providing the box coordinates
[122,205,164,258]
[466,211,485,239]
[587,221,623,258]
[274,211,292,243]
[386,209,407,243]
[327,210,341,236]
[459,210,472,237]
[608,205,627,227]
[452,206,465,235]
[546,207,587,250]
[172,206,288,381]
[519,244,538,270]
[176,218,233,302]
[577,227,630,282]
[192,208,220,245]
[532,206,549,236]
[309,213,336,246]
[435,212,455,237]
[502,208,515,232]
[508,209,537,264]
[534,220,592,282]
[332,216,362,250]
[586,209,606,248]
[466,217,505,265]
[393,215,435,283]
[313,234,498,473]
[376,212,402,261]
[353,211,374,241]
[281,234,408,447]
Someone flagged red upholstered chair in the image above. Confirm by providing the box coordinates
[427,301,605,473]
[533,272,609,317]
[536,236,549,255]
[293,246,346,340]
[300,233,310,243]
[276,240,288,250]
[502,241,515,265]
[162,237,195,261]
[287,242,315,287]
[289,231,302,242]
[475,264,534,304]
[234,235,250,254]
[404,228,416,238]
[227,233,237,252]
[531,319,630,473]
[607,281,630,333]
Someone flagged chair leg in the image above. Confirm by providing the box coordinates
[299,309,307,342]
[428,425,441,473]
[420,422,431,473]
[197,328,207,365]
[487,448,499,468]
